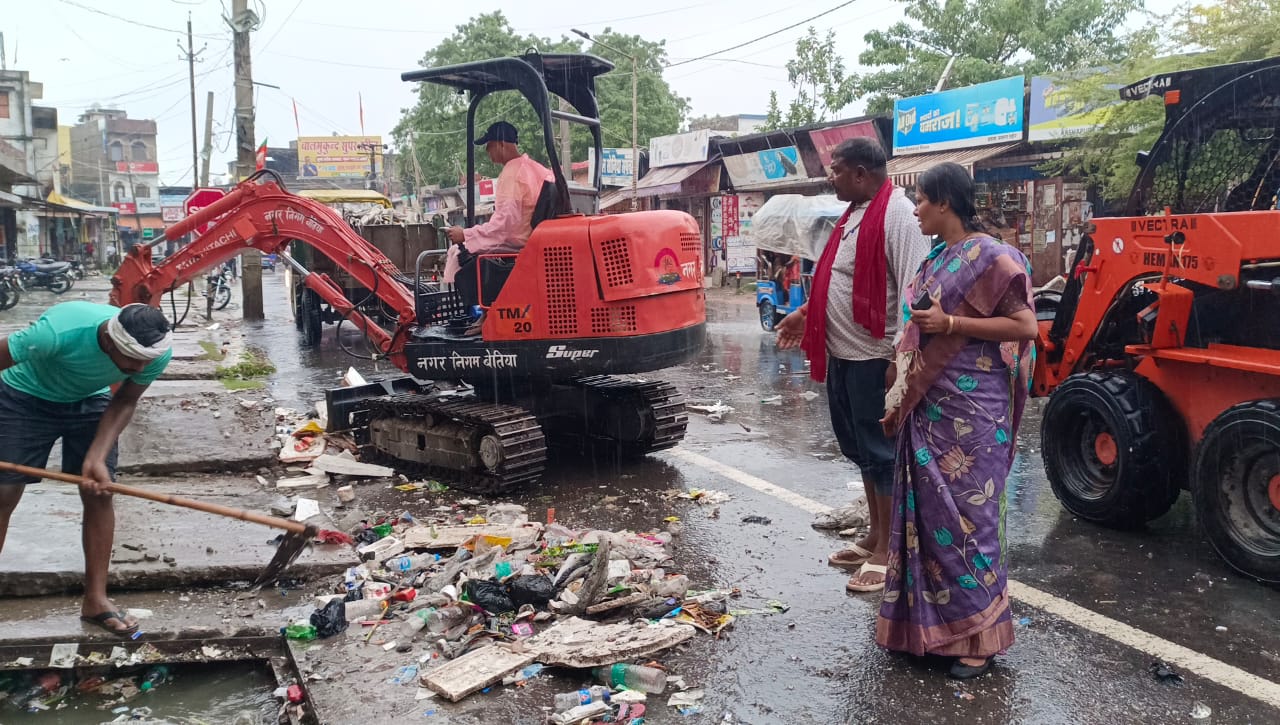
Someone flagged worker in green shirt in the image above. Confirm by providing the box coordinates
[0,302,173,636]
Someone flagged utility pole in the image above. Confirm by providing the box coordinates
[182,14,204,188]
[357,142,387,190]
[200,91,215,186]
[231,0,263,320]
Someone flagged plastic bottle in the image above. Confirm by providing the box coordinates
[285,623,318,640]
[386,552,438,573]
[592,663,666,694]
[139,665,171,692]
[425,603,474,634]
[398,607,437,638]
[553,685,611,712]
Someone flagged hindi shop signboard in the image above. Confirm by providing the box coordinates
[893,76,1025,155]
[808,120,880,172]
[649,129,710,168]
[297,135,381,178]
[598,148,635,186]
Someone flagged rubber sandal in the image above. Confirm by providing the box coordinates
[828,544,873,570]
[80,610,139,637]
[845,562,887,592]
[948,657,993,680]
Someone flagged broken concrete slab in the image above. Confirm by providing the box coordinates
[276,473,330,490]
[310,454,394,478]
[118,394,275,474]
[527,617,696,668]
[402,524,542,551]
[421,645,536,702]
[585,592,652,616]
[0,476,357,596]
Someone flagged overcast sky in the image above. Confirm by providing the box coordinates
[9,0,1184,188]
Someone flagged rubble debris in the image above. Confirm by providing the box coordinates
[1149,660,1184,685]
[402,523,542,551]
[741,515,772,525]
[528,617,697,668]
[811,498,869,530]
[420,645,536,702]
[667,488,732,505]
[310,454,395,479]
[687,401,734,422]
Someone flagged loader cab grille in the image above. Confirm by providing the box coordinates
[544,245,578,335]
[600,237,634,287]
[680,232,701,255]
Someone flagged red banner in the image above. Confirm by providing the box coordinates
[808,121,880,171]
[115,161,159,174]
[112,202,137,214]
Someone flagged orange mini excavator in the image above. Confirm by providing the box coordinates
[1034,57,1280,581]
[111,51,706,494]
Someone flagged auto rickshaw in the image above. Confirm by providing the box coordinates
[751,194,845,331]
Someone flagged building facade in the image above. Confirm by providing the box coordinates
[68,108,162,243]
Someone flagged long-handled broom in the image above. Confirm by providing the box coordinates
[0,461,320,586]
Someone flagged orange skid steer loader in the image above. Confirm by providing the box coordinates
[1035,57,1280,582]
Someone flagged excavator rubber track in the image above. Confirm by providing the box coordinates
[362,394,547,495]
[548,376,688,456]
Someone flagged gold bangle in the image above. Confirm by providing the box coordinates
[947,315,955,335]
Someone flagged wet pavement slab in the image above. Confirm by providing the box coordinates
[0,474,357,597]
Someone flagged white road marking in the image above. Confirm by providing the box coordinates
[668,447,1280,711]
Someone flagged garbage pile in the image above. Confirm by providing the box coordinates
[0,665,173,715]
[285,500,766,715]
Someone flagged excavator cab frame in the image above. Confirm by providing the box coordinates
[401,50,615,221]
[1035,56,1280,583]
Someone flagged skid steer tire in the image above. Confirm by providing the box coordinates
[1042,371,1185,528]
[1192,401,1280,583]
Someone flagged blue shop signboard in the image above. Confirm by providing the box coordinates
[893,76,1025,155]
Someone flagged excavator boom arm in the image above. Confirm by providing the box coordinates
[110,176,419,370]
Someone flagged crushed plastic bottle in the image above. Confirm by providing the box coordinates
[285,623,317,640]
[593,663,666,694]
[554,685,611,712]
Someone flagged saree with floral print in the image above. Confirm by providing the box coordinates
[875,234,1035,658]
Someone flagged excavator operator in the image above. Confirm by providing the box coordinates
[446,121,554,335]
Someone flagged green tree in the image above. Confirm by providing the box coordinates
[853,0,1142,115]
[763,27,854,130]
[393,13,687,188]
[1049,0,1280,202]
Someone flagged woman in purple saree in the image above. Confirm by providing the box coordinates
[876,163,1039,679]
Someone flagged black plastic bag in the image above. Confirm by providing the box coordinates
[465,579,516,614]
[505,575,555,608]
[310,599,349,638]
[353,528,380,546]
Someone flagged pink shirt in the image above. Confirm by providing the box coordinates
[463,154,555,252]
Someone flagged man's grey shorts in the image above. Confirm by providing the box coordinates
[825,356,896,494]
[0,380,117,485]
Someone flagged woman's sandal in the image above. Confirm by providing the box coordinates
[948,657,993,680]
[828,543,873,570]
[845,562,887,592]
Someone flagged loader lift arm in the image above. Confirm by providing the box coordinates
[110,172,418,370]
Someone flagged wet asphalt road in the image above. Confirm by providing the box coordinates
[1,273,1276,723]
[244,276,1279,724]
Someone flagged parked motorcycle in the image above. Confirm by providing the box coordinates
[16,259,73,294]
[0,266,22,310]
[42,257,86,280]
[206,266,233,311]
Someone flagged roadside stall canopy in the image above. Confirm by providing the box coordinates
[751,194,847,260]
[599,159,720,210]
[43,190,118,217]
[887,143,1023,190]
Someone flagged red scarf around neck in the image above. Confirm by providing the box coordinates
[801,179,894,382]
